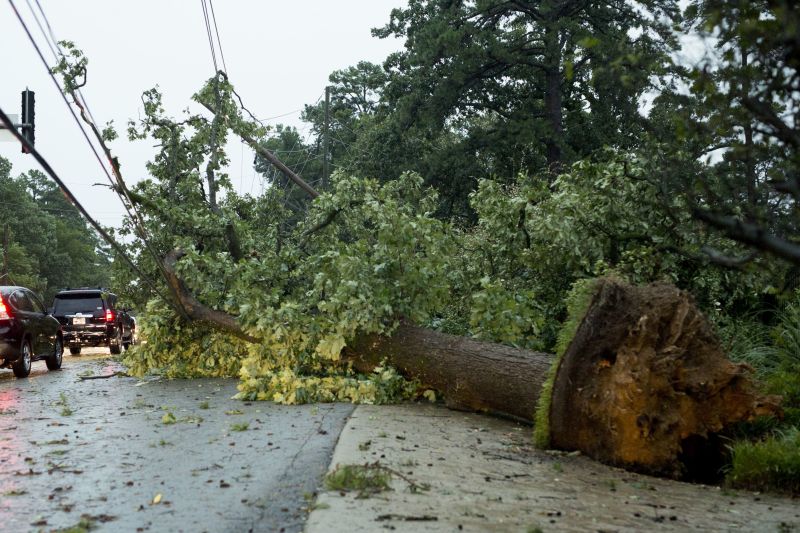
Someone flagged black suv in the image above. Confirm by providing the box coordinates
[0,286,63,377]
[52,288,135,355]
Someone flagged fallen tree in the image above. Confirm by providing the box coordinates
[45,51,780,481]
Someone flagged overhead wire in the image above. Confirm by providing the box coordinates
[9,0,185,314]
[206,0,228,74]
[0,106,170,303]
[10,0,150,240]
[200,0,219,72]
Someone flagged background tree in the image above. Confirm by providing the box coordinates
[0,158,111,301]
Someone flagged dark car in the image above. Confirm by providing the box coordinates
[52,288,135,355]
[0,286,63,377]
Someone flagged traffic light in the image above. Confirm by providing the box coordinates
[21,89,35,153]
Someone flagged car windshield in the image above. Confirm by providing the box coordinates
[54,295,104,315]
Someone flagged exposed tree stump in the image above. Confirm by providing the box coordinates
[546,278,781,479]
[346,323,552,423]
[346,278,781,480]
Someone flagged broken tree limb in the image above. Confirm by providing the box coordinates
[77,371,129,381]
[163,249,259,343]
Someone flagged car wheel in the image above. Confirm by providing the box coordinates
[69,346,81,356]
[13,340,32,378]
[110,328,122,355]
[46,336,63,371]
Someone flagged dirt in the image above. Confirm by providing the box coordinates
[549,278,780,479]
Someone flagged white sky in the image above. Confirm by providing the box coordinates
[1,1,405,228]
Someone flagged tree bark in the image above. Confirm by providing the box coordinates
[163,249,259,343]
[346,322,552,423]
[543,23,563,172]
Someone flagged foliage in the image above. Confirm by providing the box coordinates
[0,158,110,301]
[646,0,800,265]
[324,463,392,497]
[724,293,800,493]
[442,153,775,353]
[726,428,800,495]
[117,71,453,404]
[125,300,247,379]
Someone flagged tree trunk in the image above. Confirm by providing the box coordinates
[543,23,563,172]
[346,322,552,423]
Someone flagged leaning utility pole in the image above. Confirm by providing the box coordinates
[1,225,9,285]
[322,86,330,190]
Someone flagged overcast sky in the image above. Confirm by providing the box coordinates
[1,1,405,227]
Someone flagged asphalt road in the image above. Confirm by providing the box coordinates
[0,349,354,532]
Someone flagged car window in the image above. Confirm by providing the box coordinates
[24,290,45,314]
[53,295,105,315]
[9,290,34,312]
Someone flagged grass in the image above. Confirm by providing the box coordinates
[230,422,249,432]
[723,296,800,495]
[324,463,392,498]
[533,277,599,448]
[54,517,96,533]
[715,314,780,378]
[56,392,74,417]
[726,428,800,494]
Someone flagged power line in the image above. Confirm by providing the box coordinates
[200,0,219,73]
[23,0,57,61]
[9,0,186,316]
[9,1,139,219]
[207,0,228,74]
[0,106,169,303]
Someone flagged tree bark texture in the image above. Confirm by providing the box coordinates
[346,322,552,423]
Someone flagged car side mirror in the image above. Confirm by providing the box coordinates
[47,307,54,315]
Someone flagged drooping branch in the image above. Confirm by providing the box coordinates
[692,208,800,265]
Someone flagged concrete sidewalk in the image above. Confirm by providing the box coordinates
[306,403,800,532]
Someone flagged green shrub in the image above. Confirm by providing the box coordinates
[726,428,800,494]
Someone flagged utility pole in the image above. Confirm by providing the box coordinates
[1,225,9,285]
[322,86,330,190]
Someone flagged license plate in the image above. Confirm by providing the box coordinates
[72,317,85,325]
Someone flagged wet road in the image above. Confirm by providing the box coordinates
[0,350,354,532]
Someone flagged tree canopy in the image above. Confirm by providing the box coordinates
[0,157,110,301]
